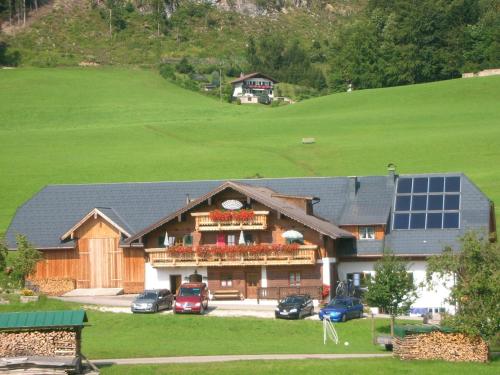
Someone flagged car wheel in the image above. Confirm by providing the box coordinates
[154,304,159,313]
[200,304,205,315]
[358,311,363,319]
[341,314,347,322]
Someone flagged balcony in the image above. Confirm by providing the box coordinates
[147,244,317,267]
[191,211,269,232]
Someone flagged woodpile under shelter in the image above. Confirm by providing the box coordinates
[0,310,88,374]
[392,325,489,362]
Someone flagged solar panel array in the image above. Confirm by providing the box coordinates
[393,176,461,230]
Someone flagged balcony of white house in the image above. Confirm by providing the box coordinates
[146,244,317,267]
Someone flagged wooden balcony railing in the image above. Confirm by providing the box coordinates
[191,211,269,231]
[257,286,323,303]
[146,245,317,267]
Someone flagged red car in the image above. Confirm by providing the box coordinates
[174,282,209,314]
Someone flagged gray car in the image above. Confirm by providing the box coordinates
[131,289,174,313]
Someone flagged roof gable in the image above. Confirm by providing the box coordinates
[126,181,353,244]
[60,207,132,241]
[230,72,278,84]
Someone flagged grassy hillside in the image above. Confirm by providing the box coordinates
[0,67,499,232]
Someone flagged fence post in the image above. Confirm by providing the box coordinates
[257,288,260,304]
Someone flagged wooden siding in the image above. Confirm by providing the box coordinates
[32,249,77,280]
[144,189,331,264]
[32,215,146,293]
[123,248,145,293]
[266,264,322,288]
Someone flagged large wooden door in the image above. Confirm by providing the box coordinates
[245,272,260,299]
[88,238,123,288]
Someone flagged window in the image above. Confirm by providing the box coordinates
[359,226,375,240]
[347,272,372,287]
[289,272,301,287]
[221,274,233,287]
[393,176,460,230]
[227,234,236,246]
[168,236,176,246]
[183,234,193,246]
[244,233,253,245]
[158,235,165,247]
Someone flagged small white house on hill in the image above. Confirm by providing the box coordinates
[231,72,277,104]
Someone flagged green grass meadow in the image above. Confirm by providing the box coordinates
[99,358,500,375]
[1,298,498,373]
[0,68,499,233]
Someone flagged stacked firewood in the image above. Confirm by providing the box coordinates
[34,278,76,296]
[0,330,77,357]
[393,331,489,362]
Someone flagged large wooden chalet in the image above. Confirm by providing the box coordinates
[6,170,496,311]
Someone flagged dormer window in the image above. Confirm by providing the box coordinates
[359,226,375,240]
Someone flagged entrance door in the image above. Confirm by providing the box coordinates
[88,238,122,288]
[245,272,260,299]
[170,275,182,295]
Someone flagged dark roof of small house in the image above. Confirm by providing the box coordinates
[0,310,88,331]
[5,174,492,256]
[230,72,278,84]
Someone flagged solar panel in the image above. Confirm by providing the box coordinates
[393,176,460,230]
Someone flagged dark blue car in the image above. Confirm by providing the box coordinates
[319,297,364,322]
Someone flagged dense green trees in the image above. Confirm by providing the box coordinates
[245,35,327,91]
[426,232,500,340]
[329,0,500,91]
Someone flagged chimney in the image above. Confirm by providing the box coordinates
[186,194,190,204]
[348,176,358,199]
[387,163,397,185]
[240,72,244,78]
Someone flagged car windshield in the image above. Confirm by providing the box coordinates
[178,287,201,297]
[281,296,305,304]
[327,299,350,308]
[138,291,158,300]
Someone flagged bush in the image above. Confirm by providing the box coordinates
[20,289,35,296]
[159,63,175,80]
[176,57,194,74]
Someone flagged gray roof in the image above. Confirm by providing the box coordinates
[5,174,493,256]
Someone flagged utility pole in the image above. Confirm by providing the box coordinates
[219,67,222,102]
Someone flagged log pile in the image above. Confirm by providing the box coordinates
[393,331,489,362]
[0,330,77,357]
[33,278,76,296]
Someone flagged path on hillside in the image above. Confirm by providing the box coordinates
[92,353,392,366]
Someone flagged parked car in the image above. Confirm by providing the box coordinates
[174,282,209,314]
[319,297,364,322]
[275,294,314,319]
[131,289,173,313]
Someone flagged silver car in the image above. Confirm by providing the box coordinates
[131,289,173,313]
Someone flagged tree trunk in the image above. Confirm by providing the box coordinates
[109,8,112,37]
[23,0,26,26]
[390,315,395,337]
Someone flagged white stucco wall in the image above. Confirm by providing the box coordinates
[232,82,243,97]
[337,260,455,314]
[144,263,208,291]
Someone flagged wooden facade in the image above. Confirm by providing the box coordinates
[32,215,144,294]
[31,185,352,297]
